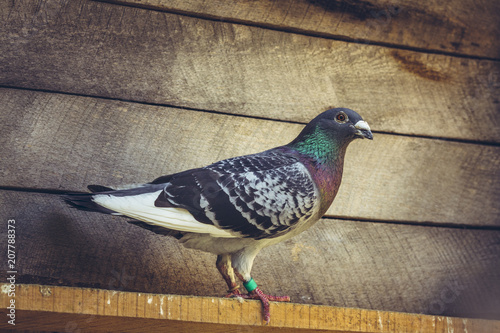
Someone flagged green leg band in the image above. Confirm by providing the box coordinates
[243,278,258,292]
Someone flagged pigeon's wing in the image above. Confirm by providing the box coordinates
[153,151,318,239]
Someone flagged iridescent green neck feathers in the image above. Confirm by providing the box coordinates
[289,126,347,165]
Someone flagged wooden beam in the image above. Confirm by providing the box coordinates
[1,0,499,142]
[0,284,498,332]
[1,190,499,318]
[101,0,500,59]
[1,88,499,226]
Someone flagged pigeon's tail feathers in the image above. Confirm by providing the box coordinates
[87,185,115,193]
[63,183,166,215]
[91,190,236,238]
[63,192,119,215]
[63,185,237,238]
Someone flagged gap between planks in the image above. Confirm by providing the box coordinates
[94,0,500,62]
[1,284,499,332]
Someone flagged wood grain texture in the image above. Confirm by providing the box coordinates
[103,0,500,59]
[1,0,499,142]
[1,285,499,332]
[1,88,499,226]
[1,190,499,319]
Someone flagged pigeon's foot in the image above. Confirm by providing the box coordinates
[224,286,244,298]
[245,287,290,324]
[224,287,289,323]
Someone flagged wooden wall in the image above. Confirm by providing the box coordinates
[0,0,499,323]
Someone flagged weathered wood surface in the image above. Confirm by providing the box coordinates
[1,190,499,319]
[1,285,499,332]
[1,88,499,226]
[1,0,499,142]
[105,0,500,59]
[1,0,499,326]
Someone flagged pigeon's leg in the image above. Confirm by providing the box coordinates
[228,250,290,323]
[233,271,290,324]
[216,254,243,297]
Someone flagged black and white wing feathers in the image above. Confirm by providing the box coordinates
[153,151,318,239]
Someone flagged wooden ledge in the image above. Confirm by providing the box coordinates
[1,284,498,332]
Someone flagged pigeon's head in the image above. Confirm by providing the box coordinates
[294,107,373,142]
[288,108,372,160]
[316,108,372,141]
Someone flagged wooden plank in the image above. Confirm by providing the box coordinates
[103,0,500,59]
[0,191,499,318]
[0,285,499,332]
[1,0,499,142]
[1,89,499,226]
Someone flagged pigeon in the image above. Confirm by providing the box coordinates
[63,107,373,323]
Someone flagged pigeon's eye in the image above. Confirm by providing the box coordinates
[335,112,348,123]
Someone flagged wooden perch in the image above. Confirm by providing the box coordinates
[1,284,499,332]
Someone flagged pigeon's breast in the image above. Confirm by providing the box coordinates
[301,159,344,217]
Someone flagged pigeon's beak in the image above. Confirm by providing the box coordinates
[354,121,373,140]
